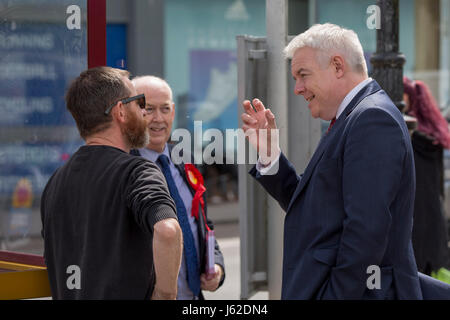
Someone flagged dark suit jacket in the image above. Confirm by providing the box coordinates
[251,80,424,299]
[131,146,225,298]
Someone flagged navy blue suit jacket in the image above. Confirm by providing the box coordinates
[251,80,426,299]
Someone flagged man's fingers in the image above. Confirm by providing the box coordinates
[265,109,277,129]
[252,98,266,113]
[241,113,257,125]
[243,100,255,115]
[242,125,257,135]
[200,273,219,292]
[242,124,253,136]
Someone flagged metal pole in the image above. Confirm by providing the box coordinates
[266,0,288,300]
[370,0,405,110]
[238,35,269,300]
[370,0,416,130]
[128,0,164,77]
[370,0,406,111]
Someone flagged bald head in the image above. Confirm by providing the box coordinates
[132,76,173,101]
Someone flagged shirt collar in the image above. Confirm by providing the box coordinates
[336,77,372,119]
[138,143,170,164]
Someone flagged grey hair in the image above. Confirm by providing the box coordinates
[131,75,174,101]
[284,23,368,75]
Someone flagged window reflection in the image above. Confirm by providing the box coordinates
[0,0,87,254]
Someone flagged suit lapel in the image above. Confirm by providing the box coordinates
[285,129,331,213]
[286,80,382,213]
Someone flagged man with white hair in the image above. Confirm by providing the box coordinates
[242,23,424,299]
[131,76,225,300]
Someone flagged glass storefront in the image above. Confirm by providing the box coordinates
[0,0,87,254]
[165,0,265,133]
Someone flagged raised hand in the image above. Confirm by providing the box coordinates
[241,98,280,165]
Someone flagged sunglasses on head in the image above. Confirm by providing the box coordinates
[104,94,146,115]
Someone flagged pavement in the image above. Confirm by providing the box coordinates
[202,219,268,300]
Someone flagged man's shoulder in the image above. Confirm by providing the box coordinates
[130,148,141,156]
[351,91,403,124]
[345,96,411,146]
[109,147,151,164]
[126,155,162,178]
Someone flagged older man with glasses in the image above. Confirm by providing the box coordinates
[40,67,183,300]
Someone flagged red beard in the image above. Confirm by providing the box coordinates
[121,109,149,149]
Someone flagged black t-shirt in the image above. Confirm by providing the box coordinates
[40,145,177,299]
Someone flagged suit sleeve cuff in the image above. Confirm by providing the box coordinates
[256,152,281,176]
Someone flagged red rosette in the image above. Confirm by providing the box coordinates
[184,164,208,229]
[185,164,204,190]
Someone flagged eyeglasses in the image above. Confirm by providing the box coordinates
[104,94,146,115]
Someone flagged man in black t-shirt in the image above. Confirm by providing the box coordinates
[40,67,182,299]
